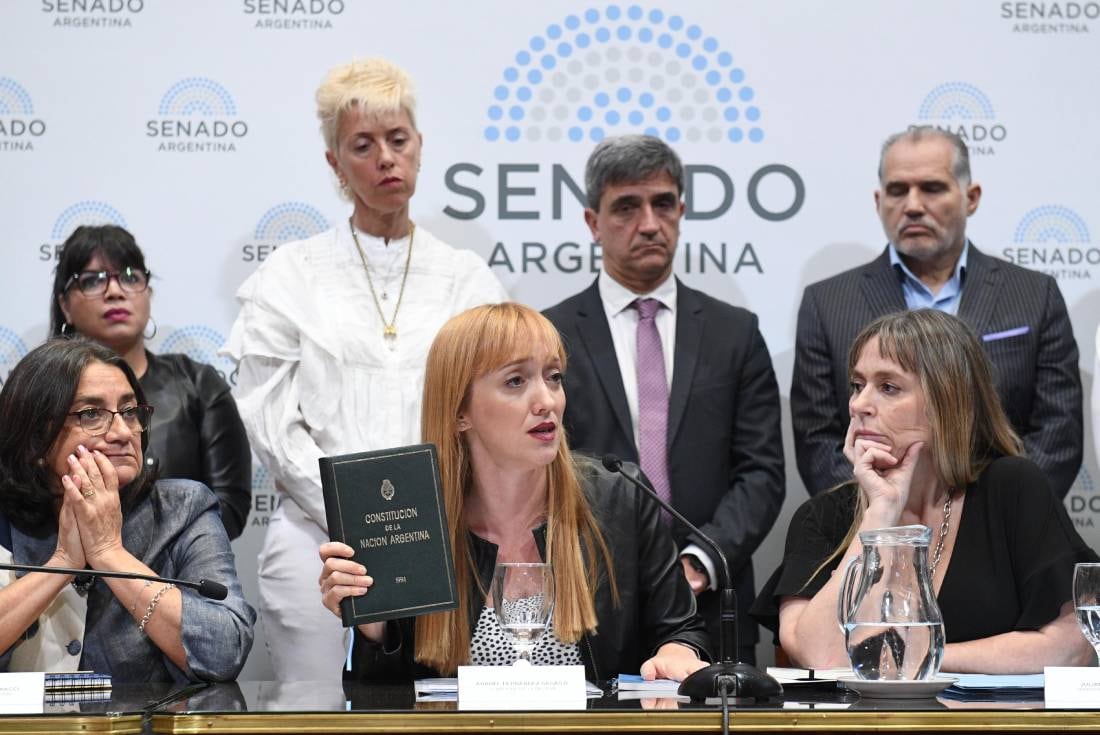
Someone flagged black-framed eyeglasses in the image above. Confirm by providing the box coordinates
[64,268,151,297]
[67,405,154,436]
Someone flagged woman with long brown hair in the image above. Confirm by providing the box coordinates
[753,309,1096,673]
[319,303,709,681]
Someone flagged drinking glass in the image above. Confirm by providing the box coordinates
[1073,562,1100,661]
[490,562,554,665]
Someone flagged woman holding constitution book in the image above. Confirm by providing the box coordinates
[318,303,710,681]
[0,339,254,681]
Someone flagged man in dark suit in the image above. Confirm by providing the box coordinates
[792,126,1082,498]
[544,135,785,664]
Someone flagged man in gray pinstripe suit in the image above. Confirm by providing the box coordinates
[792,126,1082,499]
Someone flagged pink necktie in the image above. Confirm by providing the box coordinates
[634,298,672,514]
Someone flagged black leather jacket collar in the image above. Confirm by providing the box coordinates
[140,351,252,539]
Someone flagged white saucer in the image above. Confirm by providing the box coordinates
[838,675,957,699]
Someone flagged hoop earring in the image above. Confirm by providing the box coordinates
[60,322,71,336]
[143,316,157,340]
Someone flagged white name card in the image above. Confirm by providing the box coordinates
[0,672,45,714]
[1044,666,1100,708]
[457,664,586,710]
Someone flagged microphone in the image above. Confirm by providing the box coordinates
[0,562,228,600]
[602,454,781,702]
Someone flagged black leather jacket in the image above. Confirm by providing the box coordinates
[347,457,712,682]
[140,351,252,538]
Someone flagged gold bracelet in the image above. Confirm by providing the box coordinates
[138,583,176,634]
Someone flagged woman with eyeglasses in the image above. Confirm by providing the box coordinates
[0,338,255,681]
[50,225,252,539]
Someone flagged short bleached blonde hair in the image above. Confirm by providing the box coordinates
[315,57,418,152]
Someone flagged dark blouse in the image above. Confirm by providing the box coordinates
[751,456,1098,643]
[140,352,251,539]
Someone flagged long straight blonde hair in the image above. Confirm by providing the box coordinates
[415,303,617,674]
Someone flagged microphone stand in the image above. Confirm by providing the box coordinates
[602,454,782,702]
[0,562,229,600]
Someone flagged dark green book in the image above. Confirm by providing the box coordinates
[319,443,457,626]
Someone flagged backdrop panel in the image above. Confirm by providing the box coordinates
[2,0,1098,678]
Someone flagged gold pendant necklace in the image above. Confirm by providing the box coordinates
[349,217,414,348]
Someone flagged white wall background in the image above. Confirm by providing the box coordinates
[2,0,1099,677]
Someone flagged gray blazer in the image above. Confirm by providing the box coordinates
[1,479,255,682]
[791,244,1082,498]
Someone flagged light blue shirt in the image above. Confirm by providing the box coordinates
[888,241,970,316]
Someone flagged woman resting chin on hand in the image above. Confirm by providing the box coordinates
[751,310,1097,674]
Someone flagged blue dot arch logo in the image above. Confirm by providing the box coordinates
[918,82,995,121]
[254,202,329,243]
[1074,467,1095,496]
[160,325,236,381]
[0,327,29,386]
[159,78,237,116]
[1012,206,1091,244]
[50,201,127,241]
[485,5,764,145]
[0,77,34,115]
[251,461,276,494]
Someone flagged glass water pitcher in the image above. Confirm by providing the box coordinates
[838,525,945,680]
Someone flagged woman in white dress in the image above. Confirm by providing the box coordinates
[224,58,507,680]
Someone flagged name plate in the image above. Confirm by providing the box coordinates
[320,443,457,626]
[0,672,44,714]
[1045,666,1100,707]
[457,665,586,710]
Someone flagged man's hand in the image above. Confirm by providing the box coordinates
[680,556,709,596]
[640,642,706,681]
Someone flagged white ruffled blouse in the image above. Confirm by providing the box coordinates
[223,224,507,530]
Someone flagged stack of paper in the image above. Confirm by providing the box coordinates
[414,677,604,702]
[940,673,1044,701]
[615,674,679,692]
[614,674,688,702]
[414,678,459,702]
